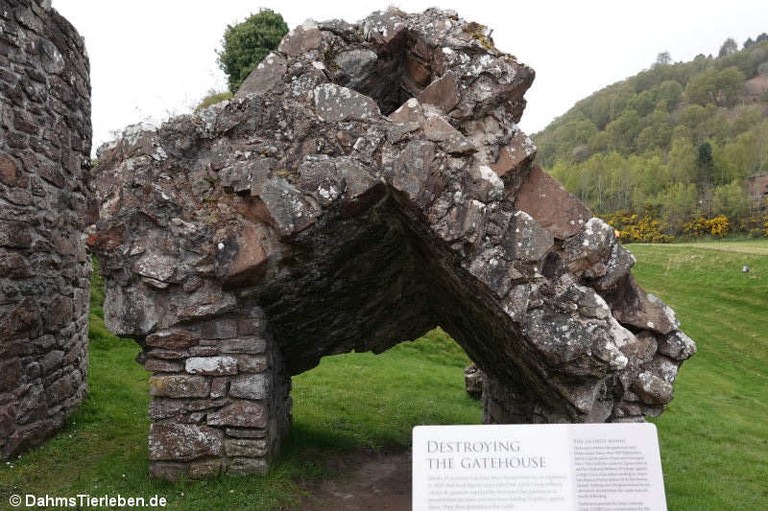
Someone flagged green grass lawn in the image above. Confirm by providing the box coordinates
[0,240,766,510]
[630,240,768,510]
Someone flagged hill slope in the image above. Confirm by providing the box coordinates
[533,36,768,239]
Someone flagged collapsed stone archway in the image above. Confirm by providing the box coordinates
[90,9,696,481]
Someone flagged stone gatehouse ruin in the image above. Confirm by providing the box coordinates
[0,0,91,458]
[1,4,696,480]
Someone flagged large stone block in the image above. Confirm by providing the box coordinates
[207,400,268,428]
[229,374,270,400]
[148,423,224,461]
[149,375,210,398]
[185,356,238,376]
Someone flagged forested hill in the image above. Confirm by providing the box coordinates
[533,35,768,240]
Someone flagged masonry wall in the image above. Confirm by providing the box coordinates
[145,307,292,481]
[0,0,91,458]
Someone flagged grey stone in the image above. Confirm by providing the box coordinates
[313,83,380,122]
[504,211,554,262]
[219,337,267,355]
[87,8,696,481]
[226,427,267,439]
[658,331,697,361]
[207,400,268,428]
[149,375,210,398]
[237,53,287,97]
[278,24,323,56]
[148,423,223,461]
[224,438,267,457]
[229,374,270,400]
[227,457,268,476]
[632,371,674,405]
[259,177,320,236]
[334,49,378,88]
[185,356,238,376]
[235,355,268,374]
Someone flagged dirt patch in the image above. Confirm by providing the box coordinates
[745,74,768,97]
[296,449,412,510]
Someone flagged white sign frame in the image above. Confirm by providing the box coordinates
[413,423,667,511]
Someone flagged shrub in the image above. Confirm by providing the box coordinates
[683,215,730,237]
[603,210,675,243]
[218,9,288,93]
[195,90,233,112]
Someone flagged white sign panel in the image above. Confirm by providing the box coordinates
[413,423,667,511]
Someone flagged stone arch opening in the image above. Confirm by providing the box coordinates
[90,8,695,481]
[277,326,481,474]
[328,23,433,115]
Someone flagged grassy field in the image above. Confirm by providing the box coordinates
[631,240,768,510]
[0,240,766,510]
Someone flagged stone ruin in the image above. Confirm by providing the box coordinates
[88,8,696,480]
[0,0,92,458]
[0,3,696,478]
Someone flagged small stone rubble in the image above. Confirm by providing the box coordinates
[0,0,92,458]
[90,8,695,480]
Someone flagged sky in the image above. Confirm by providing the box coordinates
[52,0,768,154]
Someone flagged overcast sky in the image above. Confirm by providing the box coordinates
[52,0,768,153]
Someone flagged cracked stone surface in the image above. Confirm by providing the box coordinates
[89,7,696,480]
[0,0,91,459]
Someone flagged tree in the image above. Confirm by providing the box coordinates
[714,66,745,107]
[685,68,718,105]
[668,132,696,184]
[656,80,683,111]
[695,141,715,197]
[685,66,744,107]
[218,10,289,93]
[718,37,738,58]
[655,51,672,66]
[606,109,641,154]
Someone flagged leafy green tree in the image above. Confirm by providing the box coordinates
[719,38,738,58]
[748,47,768,76]
[656,80,683,110]
[655,182,699,232]
[588,95,612,129]
[636,106,672,152]
[667,133,696,184]
[628,90,656,117]
[656,51,672,66]
[218,9,289,93]
[731,106,763,135]
[696,141,715,191]
[712,181,750,219]
[685,68,718,105]
[606,109,641,154]
[715,66,745,107]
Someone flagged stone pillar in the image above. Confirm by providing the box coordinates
[145,307,291,481]
[0,0,91,458]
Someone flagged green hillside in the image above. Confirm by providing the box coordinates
[534,35,768,240]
